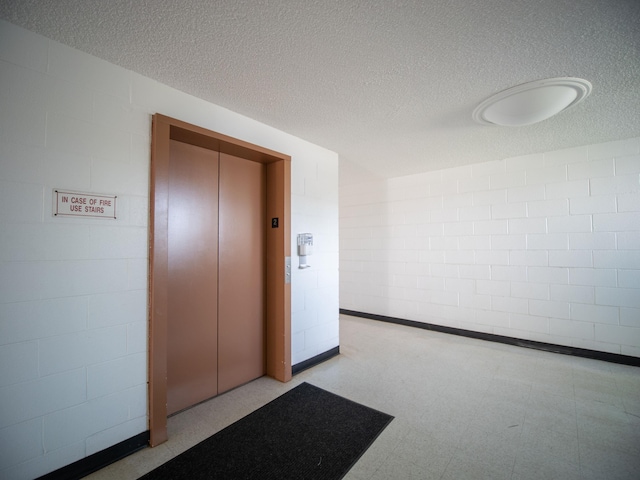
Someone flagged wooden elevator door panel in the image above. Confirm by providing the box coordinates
[167,140,219,415]
[218,153,266,394]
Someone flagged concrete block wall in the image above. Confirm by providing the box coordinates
[291,153,340,364]
[0,20,338,479]
[340,137,640,357]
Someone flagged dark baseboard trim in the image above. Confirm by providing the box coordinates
[37,431,149,480]
[340,309,640,368]
[292,346,341,375]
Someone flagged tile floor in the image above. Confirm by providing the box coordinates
[86,314,640,480]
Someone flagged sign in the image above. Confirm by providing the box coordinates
[272,217,279,228]
[54,190,117,219]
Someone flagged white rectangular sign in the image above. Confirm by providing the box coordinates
[54,190,117,219]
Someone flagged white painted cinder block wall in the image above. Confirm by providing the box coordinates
[340,138,640,358]
[0,20,338,479]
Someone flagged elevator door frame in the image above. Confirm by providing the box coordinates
[148,114,292,446]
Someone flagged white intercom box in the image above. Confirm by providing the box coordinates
[297,233,313,268]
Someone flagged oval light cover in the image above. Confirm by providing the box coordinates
[473,77,592,127]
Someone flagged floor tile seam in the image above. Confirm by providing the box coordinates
[622,407,640,422]
[613,375,638,409]
[505,410,527,472]
[577,439,640,459]
[366,438,408,480]
[520,419,579,442]
[436,443,462,480]
[439,444,519,480]
[515,429,582,463]
[574,401,630,424]
[516,405,582,468]
[507,446,519,480]
[475,377,532,417]
[573,385,589,473]
[521,386,579,426]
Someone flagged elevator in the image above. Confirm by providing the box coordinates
[149,114,292,446]
[166,140,266,415]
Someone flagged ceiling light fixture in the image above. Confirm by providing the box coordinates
[473,77,592,127]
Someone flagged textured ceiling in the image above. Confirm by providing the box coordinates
[1,0,639,178]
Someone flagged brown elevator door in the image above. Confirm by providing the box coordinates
[218,153,266,394]
[167,140,219,415]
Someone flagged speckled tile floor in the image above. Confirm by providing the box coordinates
[86,314,640,480]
